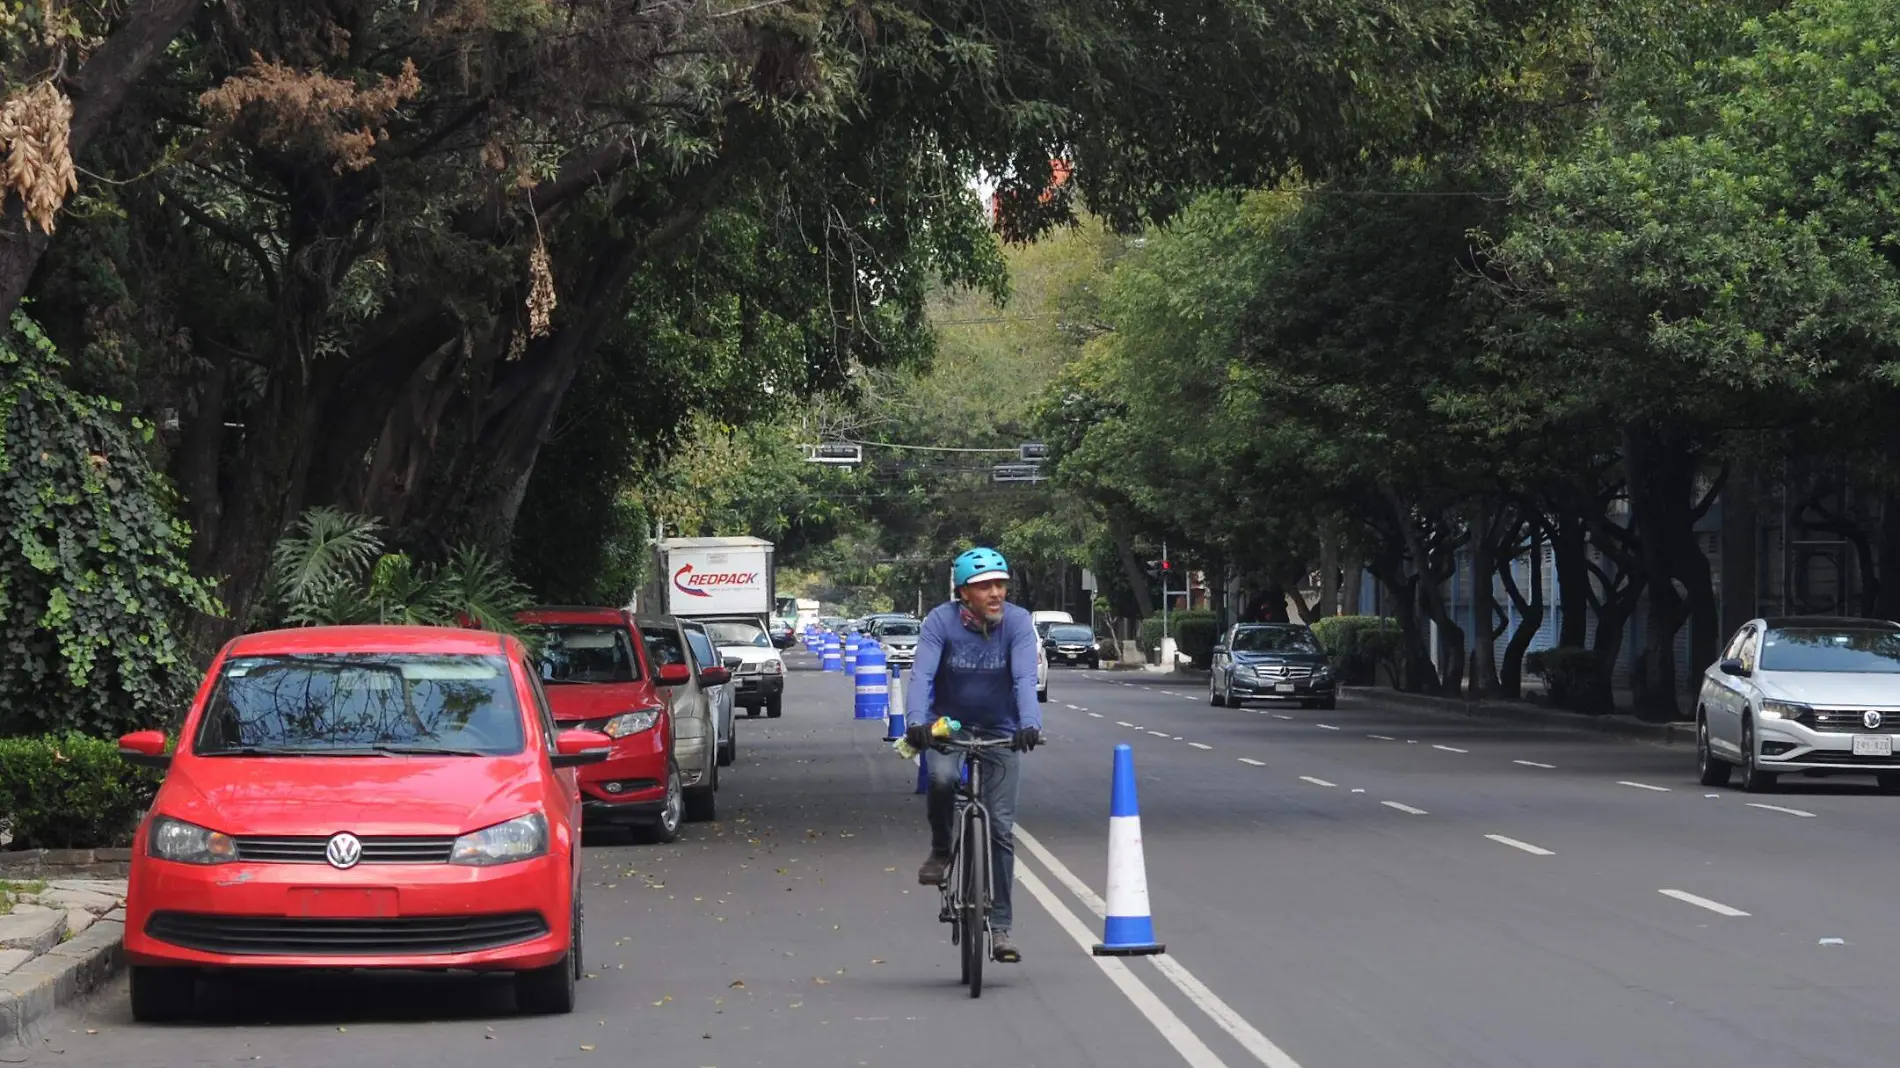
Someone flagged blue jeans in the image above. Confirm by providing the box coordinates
[926,743,1020,930]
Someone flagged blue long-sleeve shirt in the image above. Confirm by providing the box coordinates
[905,601,1042,733]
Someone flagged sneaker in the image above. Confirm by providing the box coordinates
[991,930,1021,963]
[918,853,950,885]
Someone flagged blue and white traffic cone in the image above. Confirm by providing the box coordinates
[843,634,860,673]
[854,643,889,721]
[822,635,843,672]
[884,663,906,741]
[1092,744,1166,957]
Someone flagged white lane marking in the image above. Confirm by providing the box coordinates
[1382,802,1428,815]
[1271,714,1293,721]
[1017,829,1307,1068]
[1173,736,1184,740]
[1659,889,1749,917]
[1239,758,1266,767]
[1118,721,1136,728]
[1298,776,1336,788]
[1089,712,1104,719]
[1316,724,1340,731]
[1485,834,1554,856]
[1368,734,1395,741]
[1161,691,1182,696]
[1514,760,1556,769]
[1189,742,1213,750]
[1066,703,1082,710]
[1149,731,1171,738]
[1015,868,1231,1068]
[1432,744,1468,754]
[1746,802,1817,818]
[1617,781,1671,792]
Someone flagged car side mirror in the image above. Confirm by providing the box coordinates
[699,665,732,686]
[551,728,613,768]
[1718,657,1749,677]
[657,662,692,686]
[118,729,171,770]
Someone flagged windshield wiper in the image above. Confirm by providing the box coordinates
[199,744,328,757]
[368,743,488,756]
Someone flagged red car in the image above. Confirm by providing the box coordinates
[515,607,707,842]
[115,625,611,1023]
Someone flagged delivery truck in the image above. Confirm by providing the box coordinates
[648,536,777,627]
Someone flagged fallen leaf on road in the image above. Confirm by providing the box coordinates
[729,979,745,988]
[870,959,885,965]
[85,1029,97,1035]
[580,1044,596,1051]
[790,1002,804,1009]
[883,867,895,873]
[654,995,673,1006]
[814,977,830,984]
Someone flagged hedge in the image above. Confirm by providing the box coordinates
[1172,610,1220,668]
[1311,615,1399,685]
[0,732,161,850]
[1524,646,1611,714]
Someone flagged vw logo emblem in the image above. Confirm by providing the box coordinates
[1866,711,1885,731]
[325,832,363,870]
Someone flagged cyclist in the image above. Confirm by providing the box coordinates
[904,546,1043,964]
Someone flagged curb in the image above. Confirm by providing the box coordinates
[0,918,123,1042]
[1340,686,1693,746]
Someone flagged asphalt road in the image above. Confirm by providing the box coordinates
[16,655,1900,1067]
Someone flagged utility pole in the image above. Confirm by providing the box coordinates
[1161,539,1170,642]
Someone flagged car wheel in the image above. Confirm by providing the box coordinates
[129,966,196,1023]
[1037,686,1048,704]
[1739,718,1777,793]
[515,907,578,1015]
[718,731,735,767]
[766,695,783,718]
[1695,712,1731,787]
[1878,773,1900,795]
[640,760,684,844]
[745,705,761,718]
[1209,675,1226,707]
[1316,696,1337,710]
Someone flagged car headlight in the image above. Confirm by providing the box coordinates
[149,816,238,864]
[1234,664,1258,677]
[765,660,784,675]
[1759,700,1810,722]
[1316,665,1334,680]
[601,709,661,738]
[450,813,548,866]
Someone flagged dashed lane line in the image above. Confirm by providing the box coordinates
[1485,834,1554,856]
[1513,760,1556,769]
[1088,712,1104,719]
[1368,734,1396,741]
[1746,802,1816,818]
[1617,781,1671,792]
[1316,724,1340,731]
[1271,714,1293,721]
[1189,742,1213,750]
[1659,889,1749,917]
[1239,758,1266,767]
[1432,744,1469,754]
[1381,801,1428,815]
[1298,776,1336,788]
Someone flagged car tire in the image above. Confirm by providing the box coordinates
[640,760,684,844]
[766,695,783,718]
[718,729,735,768]
[1739,719,1777,793]
[1037,686,1048,704]
[1696,712,1731,787]
[1878,773,1900,795]
[1316,696,1337,710]
[129,965,196,1023]
[515,911,578,1015]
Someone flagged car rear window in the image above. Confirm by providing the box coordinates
[531,624,642,683]
[1049,626,1094,642]
[1760,627,1900,673]
[1231,627,1321,653]
[194,654,525,755]
[706,622,770,647]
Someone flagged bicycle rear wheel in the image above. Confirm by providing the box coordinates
[960,808,988,998]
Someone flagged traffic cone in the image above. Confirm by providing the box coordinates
[884,664,906,741]
[1092,744,1166,957]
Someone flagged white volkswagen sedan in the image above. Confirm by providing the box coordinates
[1698,616,1900,793]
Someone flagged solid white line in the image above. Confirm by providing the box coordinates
[1746,802,1817,818]
[1089,712,1104,719]
[1513,760,1556,769]
[1432,744,1468,754]
[1316,724,1340,731]
[1271,714,1293,721]
[1368,734,1395,741]
[1659,888,1749,917]
[1382,801,1428,815]
[1189,742,1214,750]
[1617,781,1671,792]
[1298,776,1336,788]
[1016,829,1307,1068]
[1239,758,1266,767]
[1015,867,1230,1068]
[1485,834,1553,856]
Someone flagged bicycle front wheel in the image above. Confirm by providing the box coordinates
[960,809,988,998]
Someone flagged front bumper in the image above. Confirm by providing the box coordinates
[577,729,668,811]
[734,673,785,705]
[885,647,917,665]
[1229,673,1337,699]
[125,851,570,972]
[1758,721,1900,774]
[1049,646,1096,664]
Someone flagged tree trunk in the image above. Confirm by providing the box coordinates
[1469,501,1510,697]
[1623,421,1705,721]
[1384,488,1463,696]
[1878,484,1900,621]
[1109,512,1155,618]
[1342,563,1364,616]
[1551,512,1591,648]
[1499,520,1544,699]
[1317,527,1339,618]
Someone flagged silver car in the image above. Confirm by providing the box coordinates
[875,618,923,667]
[1698,616,1900,793]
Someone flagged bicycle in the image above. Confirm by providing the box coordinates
[929,731,1016,998]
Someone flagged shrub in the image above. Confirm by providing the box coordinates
[1171,610,1220,668]
[1525,646,1610,713]
[1137,617,1165,658]
[1311,615,1399,684]
[0,314,221,738]
[0,732,161,849]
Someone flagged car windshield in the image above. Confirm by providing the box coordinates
[194,654,524,756]
[1759,627,1900,673]
[530,624,641,684]
[1231,627,1321,654]
[881,621,921,637]
[706,622,770,647]
[1049,626,1094,642]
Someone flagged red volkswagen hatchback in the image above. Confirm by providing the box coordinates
[116,625,611,1022]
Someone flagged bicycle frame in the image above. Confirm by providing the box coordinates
[930,734,1011,997]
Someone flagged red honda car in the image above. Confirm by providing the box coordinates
[116,625,610,1022]
[514,607,693,842]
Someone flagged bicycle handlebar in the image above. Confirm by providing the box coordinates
[928,733,1035,754]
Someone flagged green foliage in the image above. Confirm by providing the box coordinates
[0,732,161,849]
[256,507,533,635]
[1171,610,1220,668]
[1525,647,1611,714]
[1311,616,1400,686]
[1137,617,1166,658]
[0,313,220,738]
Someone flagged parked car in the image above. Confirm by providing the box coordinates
[767,617,798,649]
[679,620,738,768]
[876,618,923,667]
[1044,623,1102,668]
[115,624,611,1022]
[1209,622,1337,708]
[1037,636,1049,703]
[1698,615,1900,793]
[517,607,682,843]
[636,616,730,821]
[703,619,786,718]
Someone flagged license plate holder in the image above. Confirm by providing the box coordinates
[289,887,399,918]
[1854,734,1894,757]
[1274,682,1296,694]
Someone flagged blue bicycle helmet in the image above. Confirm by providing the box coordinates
[952,547,1011,587]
